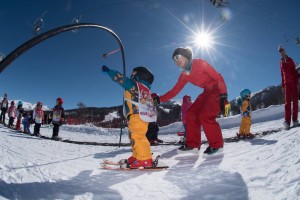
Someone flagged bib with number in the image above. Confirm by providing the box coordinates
[52,108,62,122]
[34,109,43,124]
[124,82,156,122]
[9,108,16,118]
[2,99,7,108]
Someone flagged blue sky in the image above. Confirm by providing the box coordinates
[0,0,299,109]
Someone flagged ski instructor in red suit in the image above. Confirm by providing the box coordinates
[279,45,298,130]
[159,47,228,155]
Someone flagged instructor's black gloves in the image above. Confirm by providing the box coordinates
[220,93,228,116]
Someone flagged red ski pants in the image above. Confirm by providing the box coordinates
[16,119,21,130]
[284,83,298,123]
[185,87,224,149]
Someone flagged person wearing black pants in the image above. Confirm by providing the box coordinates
[51,97,65,140]
[0,94,8,125]
[53,123,60,137]
[33,102,44,137]
[146,122,163,145]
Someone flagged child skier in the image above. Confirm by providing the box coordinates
[7,101,17,128]
[146,122,163,145]
[22,112,32,134]
[180,95,192,145]
[237,89,253,139]
[146,93,163,145]
[0,93,9,125]
[51,97,65,140]
[16,101,24,131]
[102,65,156,168]
[33,102,44,137]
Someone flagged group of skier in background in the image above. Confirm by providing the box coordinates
[0,95,65,141]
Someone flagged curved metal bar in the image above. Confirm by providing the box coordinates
[0,23,126,75]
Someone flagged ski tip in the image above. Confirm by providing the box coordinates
[177,131,184,136]
[100,164,115,170]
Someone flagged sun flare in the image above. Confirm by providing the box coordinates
[194,32,214,48]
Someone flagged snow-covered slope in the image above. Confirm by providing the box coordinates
[0,104,299,200]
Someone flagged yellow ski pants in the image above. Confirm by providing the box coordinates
[128,114,152,160]
[239,116,251,135]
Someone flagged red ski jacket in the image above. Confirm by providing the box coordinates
[280,56,297,87]
[160,59,227,102]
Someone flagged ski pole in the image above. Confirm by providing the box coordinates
[102,48,120,58]
[118,118,124,148]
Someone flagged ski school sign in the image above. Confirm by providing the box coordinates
[0,23,126,75]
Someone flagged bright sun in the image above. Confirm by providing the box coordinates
[194,32,214,48]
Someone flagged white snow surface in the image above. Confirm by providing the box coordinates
[1,104,300,200]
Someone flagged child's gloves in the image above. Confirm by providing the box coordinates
[151,93,161,106]
[102,65,110,72]
[242,111,250,117]
[219,93,228,116]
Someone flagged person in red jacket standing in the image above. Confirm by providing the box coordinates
[159,47,228,155]
[179,95,192,145]
[15,101,24,131]
[279,45,298,129]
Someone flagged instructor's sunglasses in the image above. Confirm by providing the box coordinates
[173,54,183,61]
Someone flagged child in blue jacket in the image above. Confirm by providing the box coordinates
[22,112,32,134]
[102,65,157,169]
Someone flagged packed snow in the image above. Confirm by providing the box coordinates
[0,103,300,200]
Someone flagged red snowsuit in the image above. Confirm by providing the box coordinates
[181,96,192,125]
[280,56,298,123]
[160,59,227,149]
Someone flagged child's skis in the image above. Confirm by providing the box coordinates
[100,155,169,170]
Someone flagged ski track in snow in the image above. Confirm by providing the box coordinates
[0,105,300,200]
